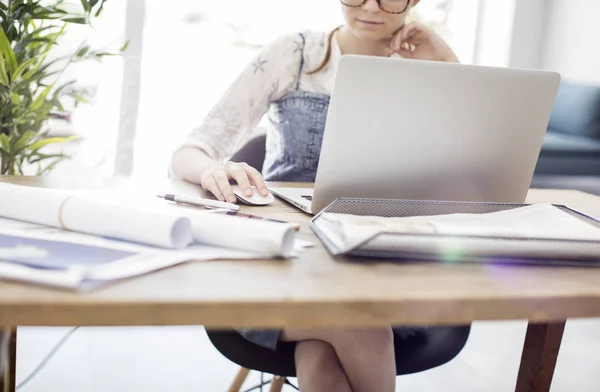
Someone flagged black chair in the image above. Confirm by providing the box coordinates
[212,135,472,391]
[207,327,471,391]
[229,133,267,173]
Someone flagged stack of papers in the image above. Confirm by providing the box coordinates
[314,204,600,260]
[0,182,304,290]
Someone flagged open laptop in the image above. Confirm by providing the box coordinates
[270,55,561,214]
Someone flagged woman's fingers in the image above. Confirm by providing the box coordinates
[242,164,270,196]
[403,22,431,46]
[200,162,269,202]
[201,175,224,202]
[213,170,236,203]
[226,163,254,197]
[385,26,404,53]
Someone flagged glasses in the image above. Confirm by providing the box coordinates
[340,0,410,14]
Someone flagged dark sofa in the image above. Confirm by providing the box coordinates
[534,80,600,176]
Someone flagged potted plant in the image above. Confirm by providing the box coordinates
[0,0,127,175]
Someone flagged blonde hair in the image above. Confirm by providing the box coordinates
[306,25,343,75]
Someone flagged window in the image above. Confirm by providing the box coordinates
[87,0,481,179]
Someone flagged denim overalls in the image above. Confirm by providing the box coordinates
[262,33,330,183]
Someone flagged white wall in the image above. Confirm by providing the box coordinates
[509,0,548,70]
[474,0,600,85]
[541,0,600,84]
[473,0,517,66]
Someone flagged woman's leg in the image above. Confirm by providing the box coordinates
[293,340,353,392]
[282,328,395,392]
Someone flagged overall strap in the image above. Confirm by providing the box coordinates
[296,32,306,90]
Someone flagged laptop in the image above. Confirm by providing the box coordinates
[270,55,561,214]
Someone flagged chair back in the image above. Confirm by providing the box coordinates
[230,133,267,173]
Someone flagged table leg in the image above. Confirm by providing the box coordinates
[0,328,16,392]
[515,321,565,392]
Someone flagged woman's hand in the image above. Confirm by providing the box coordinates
[200,161,269,203]
[387,22,459,63]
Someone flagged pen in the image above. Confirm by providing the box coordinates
[157,194,240,211]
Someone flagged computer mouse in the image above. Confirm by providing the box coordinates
[231,185,275,206]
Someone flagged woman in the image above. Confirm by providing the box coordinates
[173,1,459,391]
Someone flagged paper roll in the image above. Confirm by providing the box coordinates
[0,182,193,249]
[190,212,296,258]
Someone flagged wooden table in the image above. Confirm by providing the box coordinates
[3,176,600,392]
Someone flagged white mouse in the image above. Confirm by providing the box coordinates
[231,185,275,206]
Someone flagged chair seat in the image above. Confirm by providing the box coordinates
[207,326,471,378]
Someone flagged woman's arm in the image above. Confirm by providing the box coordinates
[172,146,220,185]
[172,33,302,201]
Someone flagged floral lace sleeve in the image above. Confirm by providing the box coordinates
[180,33,305,162]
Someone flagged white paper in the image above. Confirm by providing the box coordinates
[189,212,297,258]
[0,182,192,249]
[317,204,600,253]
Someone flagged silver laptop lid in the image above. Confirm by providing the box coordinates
[311,55,561,213]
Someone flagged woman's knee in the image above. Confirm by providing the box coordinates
[295,340,339,369]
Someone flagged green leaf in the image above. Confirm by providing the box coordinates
[15,158,24,175]
[0,27,18,77]
[19,56,47,81]
[37,157,68,175]
[11,93,20,106]
[29,25,55,37]
[69,93,88,103]
[92,51,116,58]
[52,79,76,97]
[39,25,66,57]
[27,152,69,165]
[12,70,58,90]
[80,0,91,12]
[31,84,53,110]
[28,135,78,152]
[12,56,41,82]
[12,130,36,153]
[61,17,87,24]
[120,40,130,52]
[0,134,10,154]
[0,56,9,86]
[89,0,101,8]
[41,6,67,14]
[28,57,64,79]
[76,45,90,58]
[94,1,105,17]
[0,3,7,11]
[13,37,53,54]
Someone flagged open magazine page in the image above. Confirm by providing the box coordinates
[314,204,600,260]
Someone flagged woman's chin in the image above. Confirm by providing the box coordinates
[353,29,389,42]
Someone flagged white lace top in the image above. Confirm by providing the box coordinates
[178,30,341,163]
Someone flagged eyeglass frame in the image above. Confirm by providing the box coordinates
[340,0,411,15]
